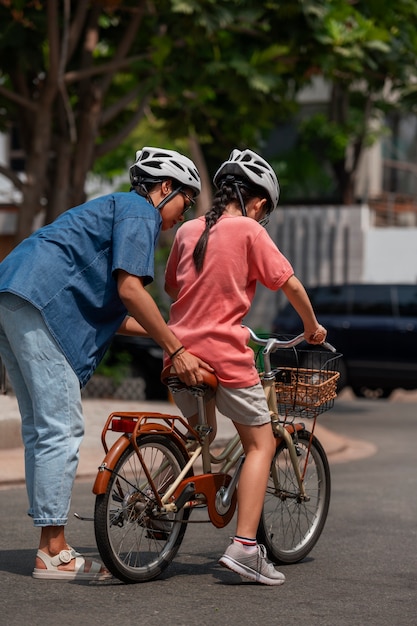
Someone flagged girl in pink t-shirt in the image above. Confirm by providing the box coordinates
[165,149,327,586]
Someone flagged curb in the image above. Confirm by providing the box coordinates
[0,394,370,488]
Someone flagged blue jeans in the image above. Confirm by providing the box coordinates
[0,293,84,526]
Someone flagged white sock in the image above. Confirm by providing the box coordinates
[233,536,257,553]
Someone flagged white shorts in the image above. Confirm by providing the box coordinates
[172,381,271,426]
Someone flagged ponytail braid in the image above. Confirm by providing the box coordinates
[192,179,265,272]
[193,182,236,273]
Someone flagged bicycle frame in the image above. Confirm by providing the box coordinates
[93,383,307,524]
[93,328,337,524]
[92,329,339,583]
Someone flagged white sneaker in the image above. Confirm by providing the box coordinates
[219,541,285,586]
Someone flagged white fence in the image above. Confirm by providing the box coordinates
[245,205,365,330]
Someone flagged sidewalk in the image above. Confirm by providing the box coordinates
[0,391,371,487]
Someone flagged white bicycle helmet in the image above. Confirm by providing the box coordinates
[213,149,280,210]
[129,147,201,196]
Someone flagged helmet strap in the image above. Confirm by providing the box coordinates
[133,183,152,200]
[155,186,182,211]
[133,179,181,211]
[234,182,247,217]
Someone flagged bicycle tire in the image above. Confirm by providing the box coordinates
[94,434,191,583]
[257,430,330,564]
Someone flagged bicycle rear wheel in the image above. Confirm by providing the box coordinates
[94,434,191,583]
[257,430,330,564]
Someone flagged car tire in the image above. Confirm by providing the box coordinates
[351,386,392,399]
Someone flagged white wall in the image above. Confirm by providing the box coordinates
[362,228,417,284]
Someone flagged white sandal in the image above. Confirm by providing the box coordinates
[32,548,111,581]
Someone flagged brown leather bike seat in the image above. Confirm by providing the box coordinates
[161,365,218,391]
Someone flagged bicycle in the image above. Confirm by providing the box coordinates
[92,327,341,583]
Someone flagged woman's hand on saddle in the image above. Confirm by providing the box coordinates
[171,350,214,386]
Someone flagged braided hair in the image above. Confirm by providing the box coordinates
[192,179,271,273]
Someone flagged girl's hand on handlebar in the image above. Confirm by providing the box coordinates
[304,324,327,345]
[171,350,214,386]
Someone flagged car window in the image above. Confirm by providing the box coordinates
[351,285,393,316]
[309,285,351,314]
[396,285,417,317]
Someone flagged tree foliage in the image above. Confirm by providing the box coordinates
[0,0,417,244]
[290,0,417,203]
[0,0,298,242]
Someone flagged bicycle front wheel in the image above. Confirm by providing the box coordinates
[94,434,191,583]
[257,430,330,564]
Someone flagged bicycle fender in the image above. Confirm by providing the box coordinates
[92,434,131,495]
[92,424,187,495]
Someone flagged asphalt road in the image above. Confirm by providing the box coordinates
[0,392,416,626]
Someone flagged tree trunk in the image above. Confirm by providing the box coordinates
[332,159,356,205]
[45,140,72,223]
[15,88,56,242]
[188,134,212,216]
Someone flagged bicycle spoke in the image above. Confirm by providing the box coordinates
[95,435,190,583]
[258,431,330,564]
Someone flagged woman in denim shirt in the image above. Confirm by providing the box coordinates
[0,147,212,580]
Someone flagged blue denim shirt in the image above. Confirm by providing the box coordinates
[0,191,162,386]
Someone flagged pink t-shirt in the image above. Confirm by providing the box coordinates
[165,215,294,387]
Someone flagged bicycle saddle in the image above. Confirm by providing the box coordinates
[160,365,218,392]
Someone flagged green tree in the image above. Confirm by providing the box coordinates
[288,0,417,204]
[0,0,154,241]
[0,0,297,242]
[1,0,417,242]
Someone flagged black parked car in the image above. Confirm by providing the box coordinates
[105,335,166,400]
[272,283,417,398]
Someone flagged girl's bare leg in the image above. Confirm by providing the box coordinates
[232,421,276,538]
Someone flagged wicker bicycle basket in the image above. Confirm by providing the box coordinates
[259,342,342,419]
[275,366,340,417]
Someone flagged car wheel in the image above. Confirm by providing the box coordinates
[351,386,392,399]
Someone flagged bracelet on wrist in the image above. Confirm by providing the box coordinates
[169,346,185,360]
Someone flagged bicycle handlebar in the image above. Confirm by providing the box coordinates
[245,326,337,380]
[245,326,337,354]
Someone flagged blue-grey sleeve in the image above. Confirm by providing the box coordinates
[112,196,161,285]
